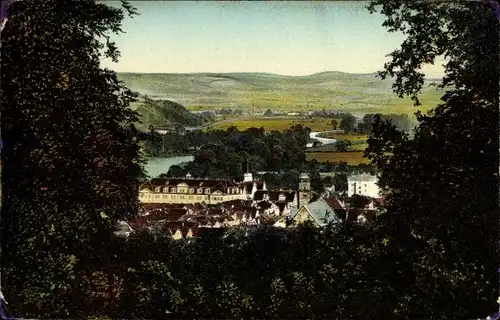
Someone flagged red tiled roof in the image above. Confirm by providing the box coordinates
[240,181,266,194]
[256,200,273,210]
[141,203,185,209]
[164,221,198,233]
[260,214,283,224]
[373,197,386,206]
[253,190,296,202]
[128,216,150,230]
[323,196,345,211]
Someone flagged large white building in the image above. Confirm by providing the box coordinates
[347,174,381,198]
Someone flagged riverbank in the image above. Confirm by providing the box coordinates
[309,131,337,145]
[144,155,194,178]
[316,131,369,142]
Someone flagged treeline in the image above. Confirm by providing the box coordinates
[136,96,213,130]
[144,125,310,172]
[143,125,377,194]
[4,222,409,319]
[158,125,326,194]
[8,219,490,320]
[338,113,415,134]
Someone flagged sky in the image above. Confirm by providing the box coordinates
[100,1,446,77]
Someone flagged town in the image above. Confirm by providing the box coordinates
[0,1,495,320]
[116,170,385,239]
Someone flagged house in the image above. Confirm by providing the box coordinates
[164,221,198,240]
[253,190,295,202]
[347,174,381,198]
[289,198,343,228]
[240,178,267,200]
[139,174,249,205]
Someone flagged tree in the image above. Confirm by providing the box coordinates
[263,109,274,116]
[356,122,372,135]
[339,113,356,134]
[331,119,338,130]
[167,165,185,178]
[332,173,348,193]
[365,1,498,318]
[335,140,352,152]
[1,0,141,317]
[312,140,322,148]
[349,194,371,210]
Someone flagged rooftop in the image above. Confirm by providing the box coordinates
[347,173,378,182]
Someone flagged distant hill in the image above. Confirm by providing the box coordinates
[132,96,211,130]
[118,71,445,114]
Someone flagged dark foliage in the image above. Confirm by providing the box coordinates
[1,0,143,317]
[365,0,499,318]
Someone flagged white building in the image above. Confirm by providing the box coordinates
[347,174,380,198]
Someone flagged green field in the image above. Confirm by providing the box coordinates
[119,71,443,115]
[318,132,369,142]
[209,117,336,132]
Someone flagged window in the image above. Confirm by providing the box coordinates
[205,189,210,194]
[189,196,193,200]
[171,188,176,193]
[154,187,160,192]
[189,188,194,193]
[197,188,203,194]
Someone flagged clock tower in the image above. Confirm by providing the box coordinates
[298,172,311,208]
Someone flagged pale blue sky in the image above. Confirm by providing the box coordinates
[101,1,445,76]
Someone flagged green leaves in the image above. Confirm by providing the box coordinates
[1,0,143,317]
[366,0,499,318]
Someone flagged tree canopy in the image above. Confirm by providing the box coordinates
[1,0,143,316]
[339,113,356,134]
[365,0,499,318]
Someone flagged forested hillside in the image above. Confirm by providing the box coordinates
[132,96,212,130]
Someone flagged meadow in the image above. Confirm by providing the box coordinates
[209,117,336,132]
[119,72,443,115]
[317,132,369,141]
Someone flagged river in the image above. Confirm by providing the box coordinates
[309,131,337,145]
[144,155,194,178]
[144,132,336,178]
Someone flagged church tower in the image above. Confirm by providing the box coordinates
[243,158,253,183]
[298,172,311,208]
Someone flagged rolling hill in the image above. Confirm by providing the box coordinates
[131,97,212,130]
[119,71,445,117]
